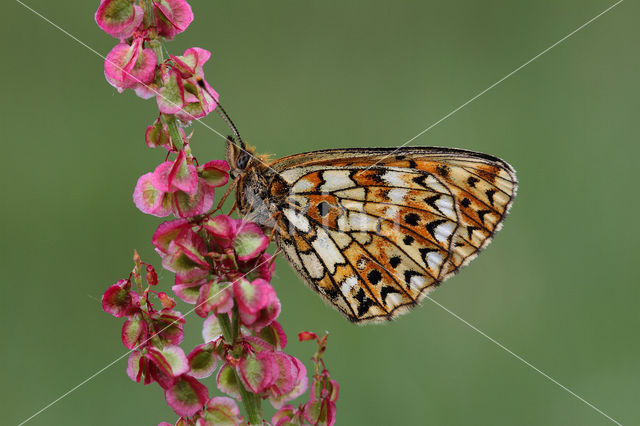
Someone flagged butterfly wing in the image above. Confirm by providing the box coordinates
[267,147,517,323]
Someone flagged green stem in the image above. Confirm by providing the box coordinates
[162,114,184,149]
[231,304,240,342]
[217,313,263,424]
[235,371,263,425]
[217,313,233,342]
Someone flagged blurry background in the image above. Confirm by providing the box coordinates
[2,0,639,424]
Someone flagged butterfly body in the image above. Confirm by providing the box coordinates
[226,140,517,323]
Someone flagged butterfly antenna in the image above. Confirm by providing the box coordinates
[196,77,245,149]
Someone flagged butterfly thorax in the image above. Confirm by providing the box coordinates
[226,139,281,229]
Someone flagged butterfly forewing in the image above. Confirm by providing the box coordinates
[245,147,516,323]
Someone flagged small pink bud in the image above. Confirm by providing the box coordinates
[298,331,317,342]
[146,264,159,286]
[157,292,176,309]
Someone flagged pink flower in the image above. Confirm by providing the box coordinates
[235,280,281,331]
[102,279,140,317]
[165,374,209,417]
[145,117,174,150]
[187,343,218,379]
[149,308,185,345]
[104,38,157,93]
[95,0,144,39]
[133,152,228,218]
[152,219,191,255]
[200,396,243,425]
[204,216,270,261]
[153,0,194,40]
[161,227,209,274]
[156,48,218,123]
[194,280,234,317]
[236,350,279,394]
[198,160,230,188]
[127,345,190,387]
[121,313,148,349]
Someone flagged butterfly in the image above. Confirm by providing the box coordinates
[215,105,517,324]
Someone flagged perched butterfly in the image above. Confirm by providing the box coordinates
[216,106,517,324]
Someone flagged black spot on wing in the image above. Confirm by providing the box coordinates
[467,176,479,187]
[477,209,492,224]
[354,288,375,317]
[425,194,442,213]
[404,213,420,226]
[436,165,450,177]
[404,270,423,290]
[425,219,447,239]
[367,269,382,285]
[466,225,480,239]
[317,201,330,217]
[485,189,496,206]
[419,247,438,268]
[380,286,401,306]
[389,256,401,268]
[412,174,432,189]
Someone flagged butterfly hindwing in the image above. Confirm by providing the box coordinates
[265,147,517,323]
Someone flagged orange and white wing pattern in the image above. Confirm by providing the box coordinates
[269,147,517,323]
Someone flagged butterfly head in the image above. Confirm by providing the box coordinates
[225,136,273,179]
[225,136,253,178]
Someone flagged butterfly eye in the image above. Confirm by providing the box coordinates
[236,152,251,169]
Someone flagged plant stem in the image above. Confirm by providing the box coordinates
[217,312,263,424]
[235,371,263,425]
[162,114,184,149]
[217,313,233,342]
[231,304,240,341]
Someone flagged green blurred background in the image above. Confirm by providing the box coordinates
[3,0,638,424]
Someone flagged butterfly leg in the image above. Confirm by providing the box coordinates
[208,178,238,215]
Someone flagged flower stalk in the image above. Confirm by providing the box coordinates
[95,1,339,424]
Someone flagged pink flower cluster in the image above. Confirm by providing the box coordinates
[97,1,340,424]
[272,333,339,426]
[133,145,229,217]
[102,215,315,422]
[96,0,218,123]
